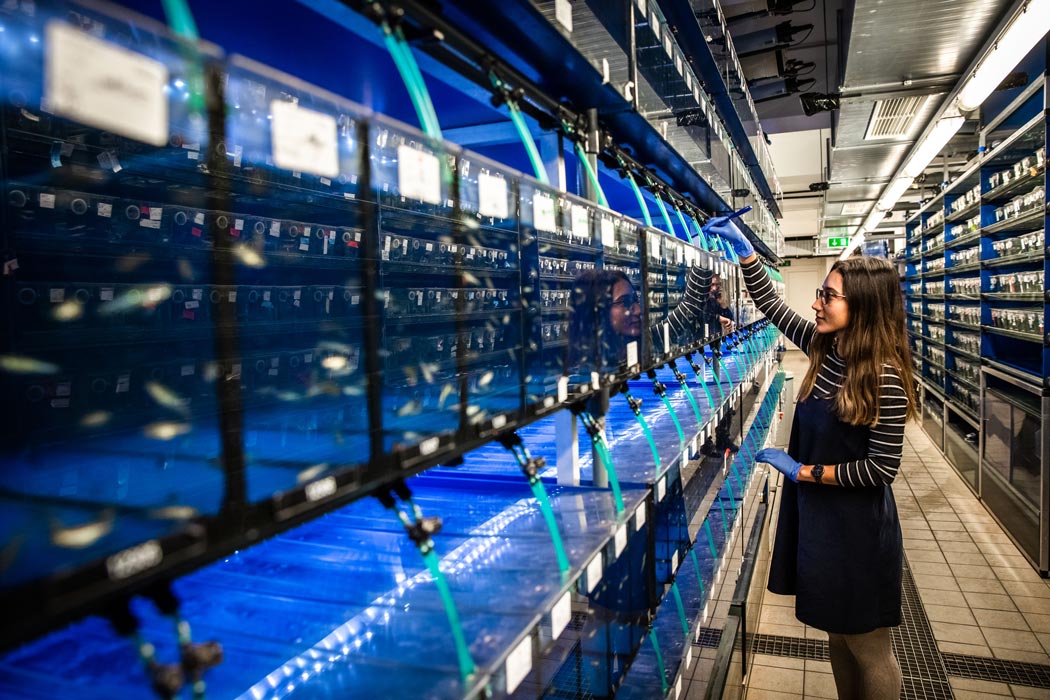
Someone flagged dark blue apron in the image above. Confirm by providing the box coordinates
[767,396,903,634]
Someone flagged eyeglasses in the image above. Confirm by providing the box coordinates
[815,287,847,304]
[612,292,641,308]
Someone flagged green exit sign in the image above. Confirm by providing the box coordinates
[827,237,850,248]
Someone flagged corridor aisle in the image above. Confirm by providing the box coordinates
[741,353,1050,700]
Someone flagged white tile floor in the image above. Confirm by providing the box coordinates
[742,353,1050,699]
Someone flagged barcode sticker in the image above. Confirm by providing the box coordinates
[601,218,615,247]
[551,592,571,641]
[45,22,169,146]
[505,636,533,695]
[533,193,557,233]
[397,145,441,205]
[271,100,338,178]
[478,172,508,219]
[587,555,603,593]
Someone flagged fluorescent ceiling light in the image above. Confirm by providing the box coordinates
[901,115,965,178]
[876,177,914,212]
[957,0,1050,112]
[863,208,886,232]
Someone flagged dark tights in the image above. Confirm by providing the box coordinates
[827,627,901,700]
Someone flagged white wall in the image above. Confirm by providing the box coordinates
[778,256,836,351]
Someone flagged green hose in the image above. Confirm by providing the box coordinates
[508,106,549,185]
[654,194,676,237]
[422,549,476,684]
[689,217,711,252]
[675,373,704,430]
[703,520,717,559]
[392,27,442,139]
[574,142,609,208]
[689,548,705,596]
[670,582,690,638]
[715,495,728,533]
[529,478,571,580]
[649,628,669,696]
[658,393,686,452]
[625,393,662,475]
[624,169,653,227]
[690,365,716,417]
[383,32,440,139]
[673,206,694,246]
[710,358,726,404]
[593,438,624,513]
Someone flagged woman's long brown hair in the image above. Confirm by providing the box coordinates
[798,256,919,425]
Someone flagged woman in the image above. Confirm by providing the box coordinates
[705,217,918,700]
[568,265,714,374]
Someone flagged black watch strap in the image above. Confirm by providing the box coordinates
[812,463,825,484]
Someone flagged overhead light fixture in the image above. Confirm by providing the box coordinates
[863,208,886,232]
[838,231,866,260]
[956,0,1050,112]
[900,115,965,178]
[876,177,914,212]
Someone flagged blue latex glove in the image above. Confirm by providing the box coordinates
[703,216,754,259]
[756,447,802,483]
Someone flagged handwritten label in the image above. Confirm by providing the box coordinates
[271,100,339,178]
[45,22,169,146]
[533,192,557,233]
[396,145,441,204]
[571,204,590,240]
[478,172,508,219]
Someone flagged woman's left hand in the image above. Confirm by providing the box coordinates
[756,448,802,483]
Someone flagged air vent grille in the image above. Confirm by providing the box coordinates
[865,96,928,140]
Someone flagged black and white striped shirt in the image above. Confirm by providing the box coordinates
[742,259,907,487]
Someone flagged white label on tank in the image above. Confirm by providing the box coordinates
[650,13,661,41]
[533,193,557,233]
[419,436,440,456]
[49,288,64,303]
[505,636,532,694]
[664,324,671,352]
[305,476,336,502]
[106,539,162,580]
[491,414,506,430]
[396,145,442,205]
[586,554,603,593]
[675,675,682,700]
[100,288,113,301]
[478,172,508,219]
[637,0,647,15]
[39,193,56,209]
[558,376,569,403]
[634,503,646,529]
[615,525,627,557]
[571,204,589,240]
[675,54,683,76]
[601,218,615,248]
[555,0,573,32]
[656,476,666,501]
[551,592,571,641]
[686,645,693,670]
[591,371,600,391]
[271,100,338,178]
[45,22,169,146]
[626,341,638,367]
[692,434,699,455]
[672,551,679,572]
[97,202,112,218]
[650,234,661,258]
[664,35,673,59]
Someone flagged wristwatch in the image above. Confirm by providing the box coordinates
[811,463,825,484]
